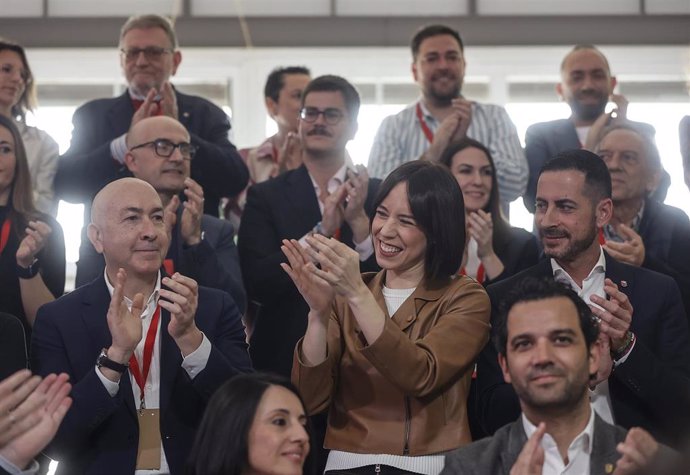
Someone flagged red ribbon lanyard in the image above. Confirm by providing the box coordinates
[163,259,175,276]
[598,228,606,245]
[129,306,161,409]
[415,103,434,143]
[459,263,485,284]
[0,219,11,256]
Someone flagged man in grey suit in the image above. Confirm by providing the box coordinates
[523,45,667,213]
[76,116,246,312]
[443,277,662,475]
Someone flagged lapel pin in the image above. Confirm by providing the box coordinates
[183,112,190,118]
[620,280,628,288]
[605,463,614,473]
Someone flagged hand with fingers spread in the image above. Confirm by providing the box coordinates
[0,372,72,471]
[589,278,634,351]
[343,166,371,243]
[510,422,546,475]
[613,427,659,475]
[277,132,303,174]
[281,238,334,317]
[603,224,646,267]
[0,370,44,446]
[180,178,204,246]
[161,272,202,356]
[304,234,367,300]
[105,268,145,373]
[158,81,179,119]
[16,220,52,269]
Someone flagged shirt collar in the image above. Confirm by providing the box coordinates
[603,201,646,242]
[521,406,595,457]
[551,246,606,282]
[308,163,349,192]
[104,269,161,319]
[417,98,437,123]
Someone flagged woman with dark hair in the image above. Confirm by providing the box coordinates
[282,161,490,474]
[0,115,64,339]
[439,138,539,285]
[186,373,311,475]
[0,38,59,216]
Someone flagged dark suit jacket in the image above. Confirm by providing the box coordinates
[75,213,246,313]
[55,89,249,281]
[238,165,380,378]
[485,226,540,286]
[442,414,627,474]
[637,198,690,318]
[475,253,690,448]
[30,276,252,475]
[0,313,28,380]
[524,118,669,212]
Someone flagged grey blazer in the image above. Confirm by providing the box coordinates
[441,414,626,475]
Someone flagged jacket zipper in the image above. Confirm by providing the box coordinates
[403,396,411,455]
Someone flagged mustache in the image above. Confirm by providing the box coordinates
[528,367,565,381]
[540,226,570,239]
[307,127,332,137]
[431,70,456,81]
[576,89,606,99]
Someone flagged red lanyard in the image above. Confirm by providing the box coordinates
[459,263,485,284]
[598,228,606,245]
[163,259,175,276]
[415,103,435,143]
[0,219,11,256]
[129,305,161,409]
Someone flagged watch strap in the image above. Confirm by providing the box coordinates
[97,348,129,373]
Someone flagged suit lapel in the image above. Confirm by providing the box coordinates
[603,252,635,302]
[107,92,136,139]
[501,419,528,472]
[560,119,584,148]
[81,277,137,418]
[590,415,623,475]
[159,307,181,416]
[284,166,322,236]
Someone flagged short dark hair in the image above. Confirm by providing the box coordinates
[371,161,465,280]
[120,14,178,48]
[264,66,311,102]
[539,149,612,203]
[560,44,611,75]
[300,75,360,119]
[596,122,661,171]
[411,24,464,61]
[0,38,36,119]
[493,277,599,356]
[186,373,313,475]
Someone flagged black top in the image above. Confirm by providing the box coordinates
[0,206,66,340]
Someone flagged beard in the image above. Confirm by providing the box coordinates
[568,89,608,122]
[539,217,598,264]
[425,71,461,105]
[513,366,590,414]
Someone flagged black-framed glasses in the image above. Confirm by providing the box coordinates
[129,139,197,160]
[299,107,345,125]
[120,46,174,62]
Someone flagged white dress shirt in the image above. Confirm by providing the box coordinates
[521,407,596,475]
[95,270,212,474]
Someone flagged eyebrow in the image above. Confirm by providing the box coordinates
[510,328,578,343]
[0,140,12,145]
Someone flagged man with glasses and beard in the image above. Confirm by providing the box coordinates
[523,45,669,213]
[56,14,248,288]
[367,24,526,212]
[474,150,690,450]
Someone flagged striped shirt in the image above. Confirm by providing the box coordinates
[367,100,527,204]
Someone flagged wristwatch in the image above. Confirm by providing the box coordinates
[96,348,129,373]
[16,259,40,279]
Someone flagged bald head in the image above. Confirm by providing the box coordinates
[126,116,189,149]
[91,177,160,226]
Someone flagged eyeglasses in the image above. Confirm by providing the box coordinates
[120,47,174,62]
[299,107,345,125]
[129,139,197,160]
[0,64,30,83]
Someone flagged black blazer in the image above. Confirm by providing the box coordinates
[0,313,28,380]
[30,276,252,475]
[485,225,540,286]
[475,253,690,448]
[55,89,249,282]
[238,165,380,378]
[523,118,669,212]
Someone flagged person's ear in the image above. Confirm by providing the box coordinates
[609,75,618,94]
[87,223,104,255]
[265,97,279,118]
[411,61,419,83]
[556,82,564,100]
[498,352,512,384]
[124,151,137,173]
[595,198,613,228]
[171,50,182,76]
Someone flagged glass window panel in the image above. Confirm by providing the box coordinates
[478,0,638,15]
[2,0,43,17]
[49,0,177,16]
[192,0,330,16]
[645,0,690,14]
[336,0,467,16]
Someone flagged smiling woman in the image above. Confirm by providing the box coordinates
[283,161,491,474]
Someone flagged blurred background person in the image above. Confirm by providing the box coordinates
[439,138,539,286]
[186,372,312,475]
[0,38,59,217]
[284,161,490,474]
[0,115,64,341]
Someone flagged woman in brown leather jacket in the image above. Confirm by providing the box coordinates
[282,161,491,474]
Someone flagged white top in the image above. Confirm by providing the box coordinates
[367,99,527,204]
[14,119,59,216]
[95,270,212,475]
[521,407,595,475]
[325,284,446,475]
